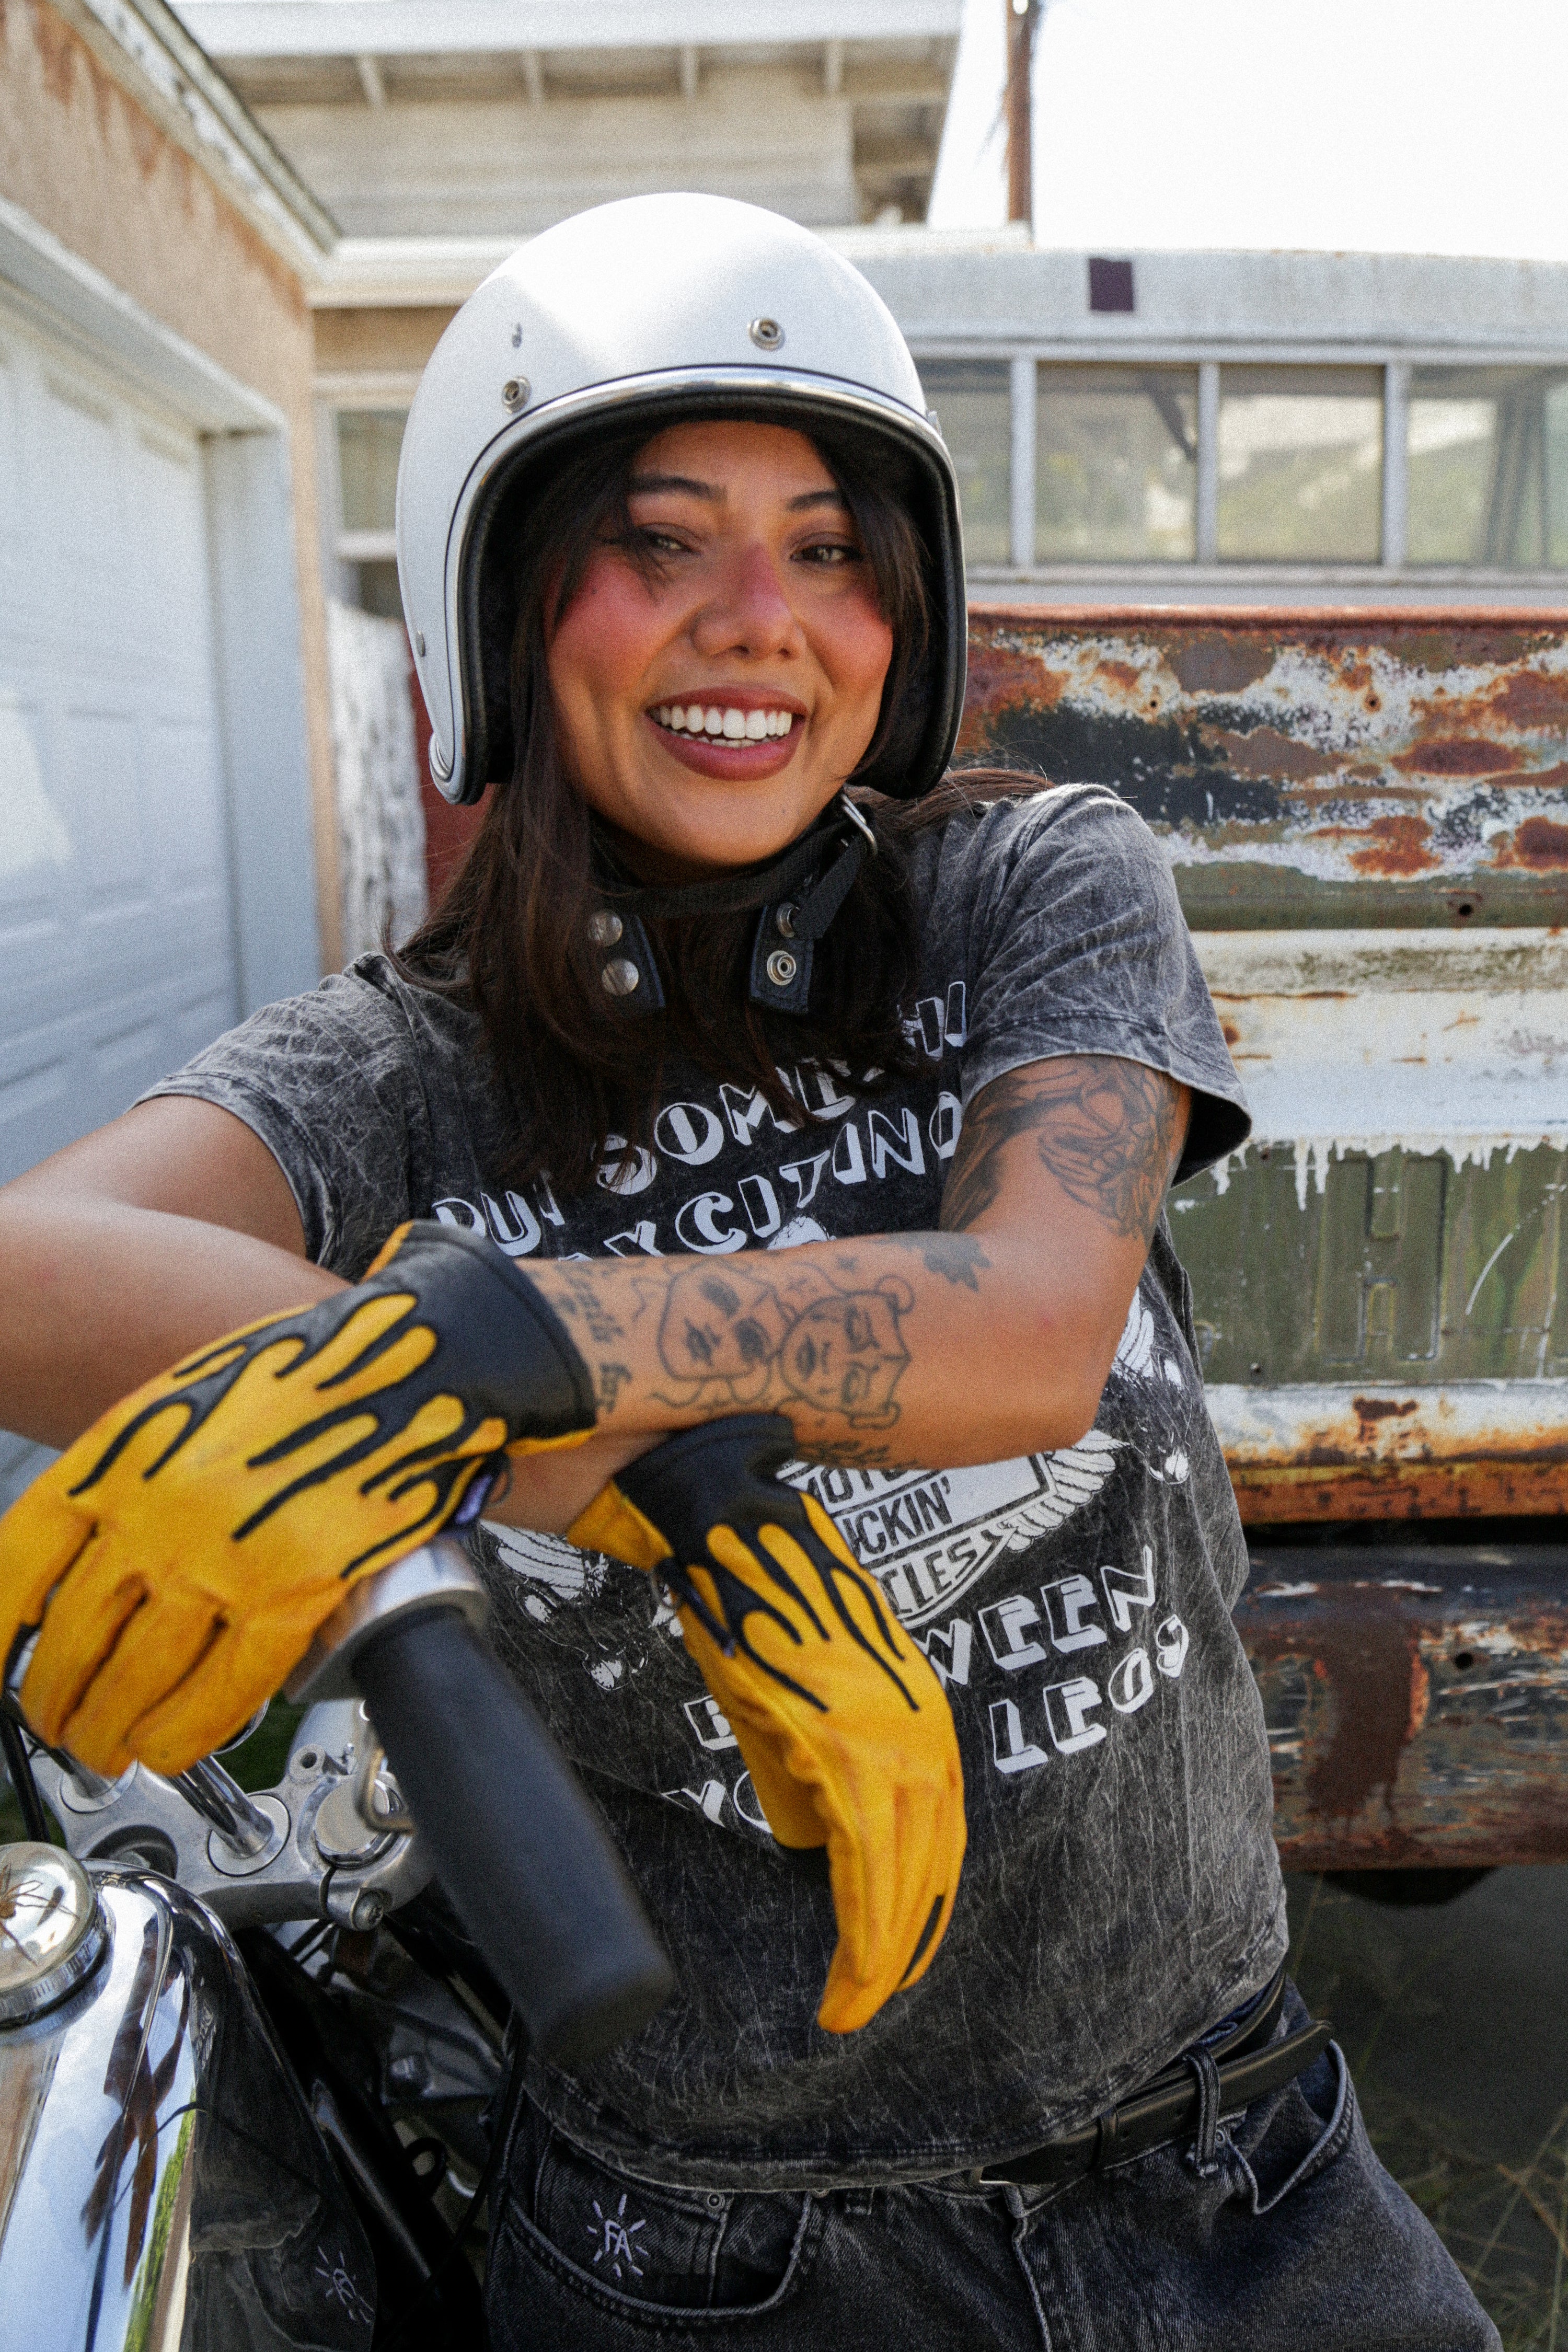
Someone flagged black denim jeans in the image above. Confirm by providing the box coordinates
[486,1988,1498,2350]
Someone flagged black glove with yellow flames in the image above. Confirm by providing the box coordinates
[0,1222,595,1778]
[569,1415,966,2034]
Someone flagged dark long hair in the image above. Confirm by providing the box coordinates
[396,424,1037,1195]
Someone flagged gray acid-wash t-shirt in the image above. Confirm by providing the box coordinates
[147,784,1287,2188]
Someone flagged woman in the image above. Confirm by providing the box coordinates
[0,196,1493,2348]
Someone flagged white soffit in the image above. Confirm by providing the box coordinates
[176,2,965,56]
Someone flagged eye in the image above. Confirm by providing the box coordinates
[796,538,862,567]
[633,526,691,556]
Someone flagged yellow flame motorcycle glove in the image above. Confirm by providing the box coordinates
[569,1414,965,2034]
[0,1221,596,1778]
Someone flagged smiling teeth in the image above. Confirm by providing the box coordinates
[656,704,795,739]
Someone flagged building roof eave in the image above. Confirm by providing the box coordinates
[59,0,339,266]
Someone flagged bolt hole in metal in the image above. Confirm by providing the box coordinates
[1452,1651,1476,1671]
[748,318,785,350]
[1454,900,1475,920]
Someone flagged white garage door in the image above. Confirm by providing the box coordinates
[0,294,241,1191]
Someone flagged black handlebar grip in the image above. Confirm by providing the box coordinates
[351,1606,674,2066]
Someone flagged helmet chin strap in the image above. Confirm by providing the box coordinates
[585,791,877,1017]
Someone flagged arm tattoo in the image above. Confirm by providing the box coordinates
[642,1259,915,1436]
[940,1056,1186,1244]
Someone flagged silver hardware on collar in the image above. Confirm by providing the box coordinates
[285,1540,490,1708]
[765,949,799,987]
[774,903,797,939]
[0,1844,107,2026]
[748,317,785,350]
[501,376,531,409]
[837,793,878,852]
[601,957,641,997]
[587,909,624,946]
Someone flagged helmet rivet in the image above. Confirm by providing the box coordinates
[748,318,785,351]
[766,950,799,988]
[413,632,426,657]
[602,958,641,997]
[587,910,623,947]
[775,903,797,939]
[502,376,531,409]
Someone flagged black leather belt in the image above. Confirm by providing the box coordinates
[977,1968,1332,2188]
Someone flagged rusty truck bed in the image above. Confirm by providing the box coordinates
[959,605,1568,1866]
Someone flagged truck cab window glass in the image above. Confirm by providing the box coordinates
[1406,366,1568,567]
[1035,366,1198,562]
[919,360,1010,567]
[1216,367,1383,562]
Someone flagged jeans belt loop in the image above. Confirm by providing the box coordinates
[1183,2046,1224,2178]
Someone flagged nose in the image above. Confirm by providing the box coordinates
[689,540,804,662]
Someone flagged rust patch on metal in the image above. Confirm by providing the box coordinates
[1250,1592,1421,1820]
[1346,815,1440,876]
[1509,816,1568,869]
[1237,1544,1568,1867]
[1352,1397,1420,1426]
[959,606,1568,916]
[1165,633,1276,695]
[1393,737,1525,777]
[1233,1459,1568,1526]
[1482,669,1568,730]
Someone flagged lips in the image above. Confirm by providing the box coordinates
[644,692,805,777]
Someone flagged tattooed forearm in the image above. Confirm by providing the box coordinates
[643,1259,915,1433]
[881,1231,992,1293]
[940,1056,1187,1244]
[545,1265,629,1350]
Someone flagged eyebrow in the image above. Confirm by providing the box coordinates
[628,472,849,514]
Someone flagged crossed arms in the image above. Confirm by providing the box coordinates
[0,1055,1189,1525]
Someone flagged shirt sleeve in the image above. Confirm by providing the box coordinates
[135,962,431,1277]
[951,786,1251,1182]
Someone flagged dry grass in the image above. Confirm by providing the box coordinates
[1289,1871,1568,2350]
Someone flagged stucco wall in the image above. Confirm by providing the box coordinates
[0,0,342,967]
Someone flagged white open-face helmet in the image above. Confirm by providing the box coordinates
[395,192,966,810]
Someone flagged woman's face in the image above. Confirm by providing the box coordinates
[546,419,894,881]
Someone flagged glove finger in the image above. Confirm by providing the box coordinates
[128,1588,336,1778]
[18,1526,150,1749]
[815,1724,967,2033]
[799,1497,913,1661]
[38,1579,223,1775]
[677,1608,825,1849]
[0,1468,98,1673]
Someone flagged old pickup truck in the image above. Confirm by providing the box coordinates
[958,604,1568,1877]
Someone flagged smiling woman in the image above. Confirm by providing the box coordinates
[395,414,932,1193]
[0,193,1495,2352]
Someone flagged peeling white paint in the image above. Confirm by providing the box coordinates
[1208,1378,1568,1462]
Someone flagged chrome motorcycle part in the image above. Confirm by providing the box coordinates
[349,1719,417,1838]
[0,1869,375,2350]
[28,1733,432,1929]
[0,1843,107,2024]
[176,1752,286,1861]
[285,1539,489,1706]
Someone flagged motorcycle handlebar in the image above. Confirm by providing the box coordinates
[350,1605,674,2067]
